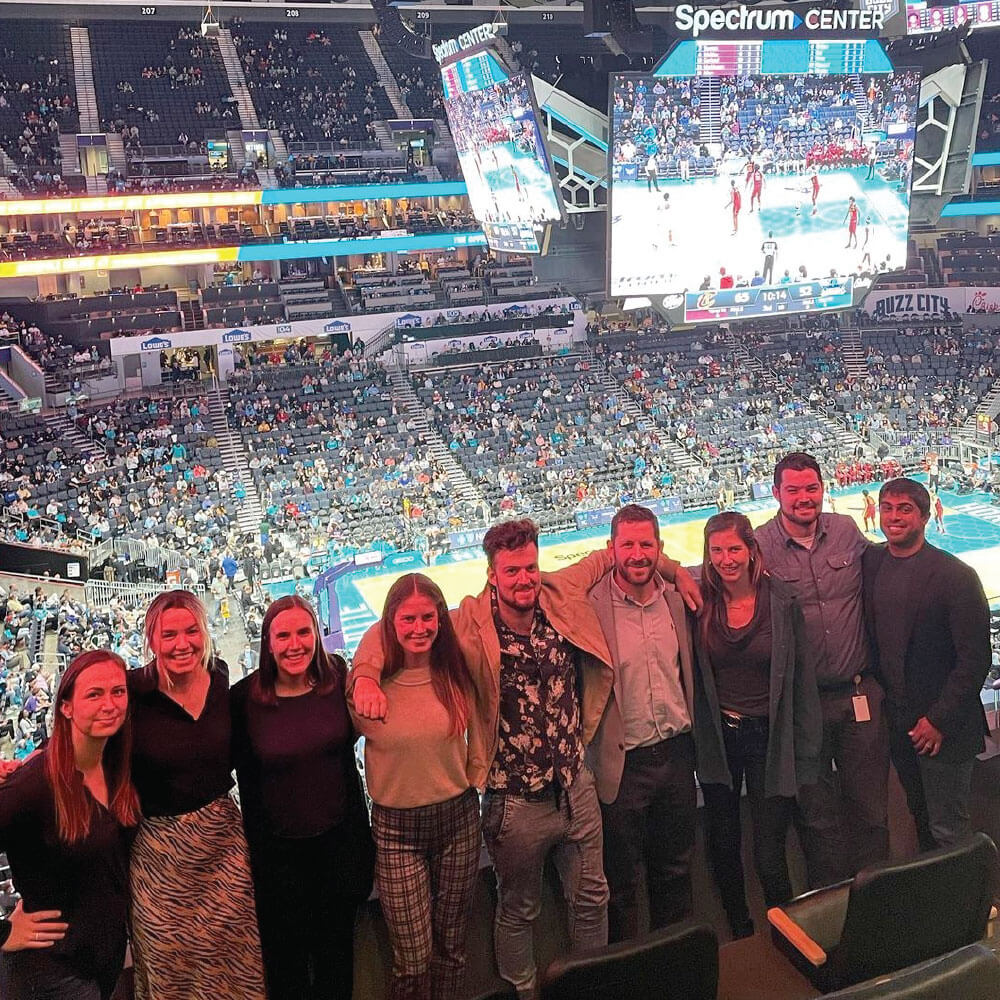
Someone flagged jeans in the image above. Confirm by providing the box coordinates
[701,717,795,935]
[889,729,975,851]
[600,732,696,942]
[0,953,106,1000]
[482,767,609,1000]
[795,675,890,886]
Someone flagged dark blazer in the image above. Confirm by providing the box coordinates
[862,541,991,761]
[692,575,822,799]
[585,571,697,805]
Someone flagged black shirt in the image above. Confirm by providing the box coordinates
[871,545,927,726]
[230,674,355,840]
[705,578,773,718]
[128,662,234,817]
[0,754,131,982]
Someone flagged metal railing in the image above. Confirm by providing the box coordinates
[84,578,205,611]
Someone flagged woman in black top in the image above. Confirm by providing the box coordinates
[0,650,140,1000]
[231,595,374,1000]
[128,590,266,1000]
[693,512,822,939]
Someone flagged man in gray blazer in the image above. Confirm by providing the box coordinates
[586,504,700,942]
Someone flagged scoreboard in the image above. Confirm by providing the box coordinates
[684,279,856,323]
[809,40,867,75]
[657,38,893,77]
[440,50,504,99]
[695,41,762,76]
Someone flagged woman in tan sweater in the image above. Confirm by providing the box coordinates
[349,573,479,1000]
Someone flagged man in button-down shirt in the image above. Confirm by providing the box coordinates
[351,518,700,999]
[586,505,699,941]
[755,452,889,887]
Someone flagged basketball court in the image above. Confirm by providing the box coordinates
[609,167,910,294]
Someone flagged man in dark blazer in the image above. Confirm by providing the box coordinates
[863,478,991,851]
[586,505,700,941]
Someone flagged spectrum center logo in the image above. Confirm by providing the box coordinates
[674,4,885,37]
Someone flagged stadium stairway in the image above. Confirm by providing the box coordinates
[41,411,104,462]
[105,133,127,174]
[961,374,1000,436]
[226,130,247,171]
[268,131,289,168]
[57,134,83,181]
[726,330,770,384]
[700,77,723,145]
[840,326,870,379]
[206,384,265,536]
[361,31,413,119]
[850,75,873,130]
[581,342,703,479]
[384,360,486,510]
[69,27,100,133]
[216,28,260,129]
[179,299,205,331]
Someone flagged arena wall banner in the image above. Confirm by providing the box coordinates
[400,325,580,364]
[448,526,490,551]
[108,297,583,359]
[861,286,995,319]
[575,496,683,531]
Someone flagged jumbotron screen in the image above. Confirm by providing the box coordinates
[608,41,920,321]
[441,49,563,254]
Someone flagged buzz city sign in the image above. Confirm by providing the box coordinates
[674,3,890,37]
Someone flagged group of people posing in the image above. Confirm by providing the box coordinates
[0,451,991,1000]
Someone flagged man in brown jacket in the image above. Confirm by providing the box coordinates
[351,518,698,999]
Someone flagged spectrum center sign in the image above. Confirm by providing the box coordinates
[674,4,887,37]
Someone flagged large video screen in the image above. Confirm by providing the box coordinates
[609,45,920,320]
[441,49,563,254]
[906,1,1000,33]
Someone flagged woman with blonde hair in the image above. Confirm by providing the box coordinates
[349,573,480,1000]
[231,595,374,1000]
[0,650,140,1000]
[127,590,265,999]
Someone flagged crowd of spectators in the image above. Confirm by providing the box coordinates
[106,164,259,194]
[0,23,77,168]
[227,342,470,553]
[417,353,681,527]
[231,23,390,145]
[91,22,237,148]
[0,582,58,760]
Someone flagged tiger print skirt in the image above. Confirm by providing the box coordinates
[129,795,267,1000]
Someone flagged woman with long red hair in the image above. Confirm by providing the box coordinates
[349,573,480,1000]
[0,650,140,1000]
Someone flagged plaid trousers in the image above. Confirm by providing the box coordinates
[372,787,481,1000]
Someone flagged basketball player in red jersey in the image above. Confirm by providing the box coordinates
[749,166,764,213]
[843,196,859,248]
[745,158,756,189]
[810,170,820,216]
[727,180,742,235]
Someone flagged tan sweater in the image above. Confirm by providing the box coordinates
[351,665,470,809]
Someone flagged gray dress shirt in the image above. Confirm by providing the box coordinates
[755,511,870,687]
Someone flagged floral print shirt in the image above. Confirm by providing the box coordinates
[487,594,585,794]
